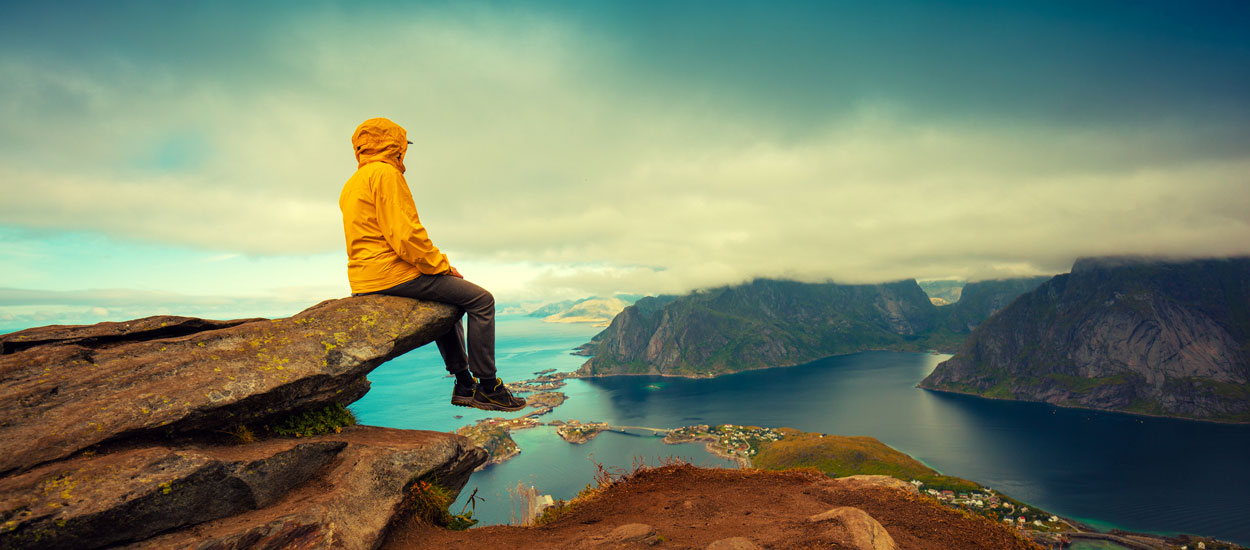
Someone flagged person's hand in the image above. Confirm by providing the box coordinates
[448,266,464,278]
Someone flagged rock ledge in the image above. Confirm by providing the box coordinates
[0,296,487,550]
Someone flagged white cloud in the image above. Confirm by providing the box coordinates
[0,287,332,334]
[1,8,1247,301]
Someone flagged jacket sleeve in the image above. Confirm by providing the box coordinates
[373,170,452,275]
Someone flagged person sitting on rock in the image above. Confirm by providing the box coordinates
[338,117,526,413]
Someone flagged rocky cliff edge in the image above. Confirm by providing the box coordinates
[0,296,487,550]
[920,256,1250,422]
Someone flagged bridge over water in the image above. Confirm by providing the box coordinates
[600,425,673,437]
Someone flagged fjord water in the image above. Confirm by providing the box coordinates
[353,315,1250,543]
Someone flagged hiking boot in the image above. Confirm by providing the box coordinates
[451,382,476,408]
[471,379,527,412]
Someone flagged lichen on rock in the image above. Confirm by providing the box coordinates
[0,296,487,550]
[0,295,459,474]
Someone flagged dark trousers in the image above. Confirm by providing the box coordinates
[370,275,495,379]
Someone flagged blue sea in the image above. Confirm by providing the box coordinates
[353,315,1250,544]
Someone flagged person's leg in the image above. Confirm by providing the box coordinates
[370,275,522,411]
[372,276,476,379]
[432,278,496,381]
[433,317,469,375]
[376,275,496,379]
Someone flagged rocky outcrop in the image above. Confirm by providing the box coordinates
[0,316,263,355]
[920,257,1250,422]
[124,427,483,550]
[706,538,762,550]
[0,295,458,474]
[822,474,920,495]
[0,296,488,549]
[576,277,1045,377]
[0,439,345,549]
[807,506,897,550]
[585,523,660,546]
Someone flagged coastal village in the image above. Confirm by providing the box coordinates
[663,424,782,465]
[916,482,1075,542]
[452,370,1244,550]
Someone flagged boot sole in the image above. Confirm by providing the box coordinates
[469,399,526,412]
[451,397,475,408]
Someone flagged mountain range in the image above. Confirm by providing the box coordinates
[575,277,1047,377]
[527,296,638,327]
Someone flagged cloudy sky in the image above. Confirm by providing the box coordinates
[2,1,1248,329]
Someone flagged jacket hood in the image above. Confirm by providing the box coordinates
[352,117,409,173]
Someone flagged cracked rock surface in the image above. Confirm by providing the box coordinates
[0,297,487,550]
[0,295,459,474]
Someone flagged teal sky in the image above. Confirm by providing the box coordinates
[2,1,1249,331]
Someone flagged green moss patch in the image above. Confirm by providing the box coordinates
[269,403,356,438]
[399,479,478,530]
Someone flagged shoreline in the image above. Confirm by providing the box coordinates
[704,441,751,468]
[663,434,751,468]
[459,367,1246,547]
[461,414,1243,547]
[917,384,1250,425]
[572,349,955,381]
[575,340,1245,425]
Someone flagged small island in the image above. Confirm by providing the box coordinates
[663,424,781,467]
[455,416,541,469]
[521,391,566,416]
[452,383,567,467]
[508,372,575,392]
[552,419,609,444]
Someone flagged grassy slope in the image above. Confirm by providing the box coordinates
[750,428,1058,527]
[751,428,980,493]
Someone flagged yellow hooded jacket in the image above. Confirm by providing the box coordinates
[339,118,451,294]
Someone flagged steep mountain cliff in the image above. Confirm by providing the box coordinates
[938,277,1052,333]
[575,277,1045,377]
[920,257,1250,422]
[576,279,936,377]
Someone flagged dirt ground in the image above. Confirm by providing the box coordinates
[383,465,1043,550]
